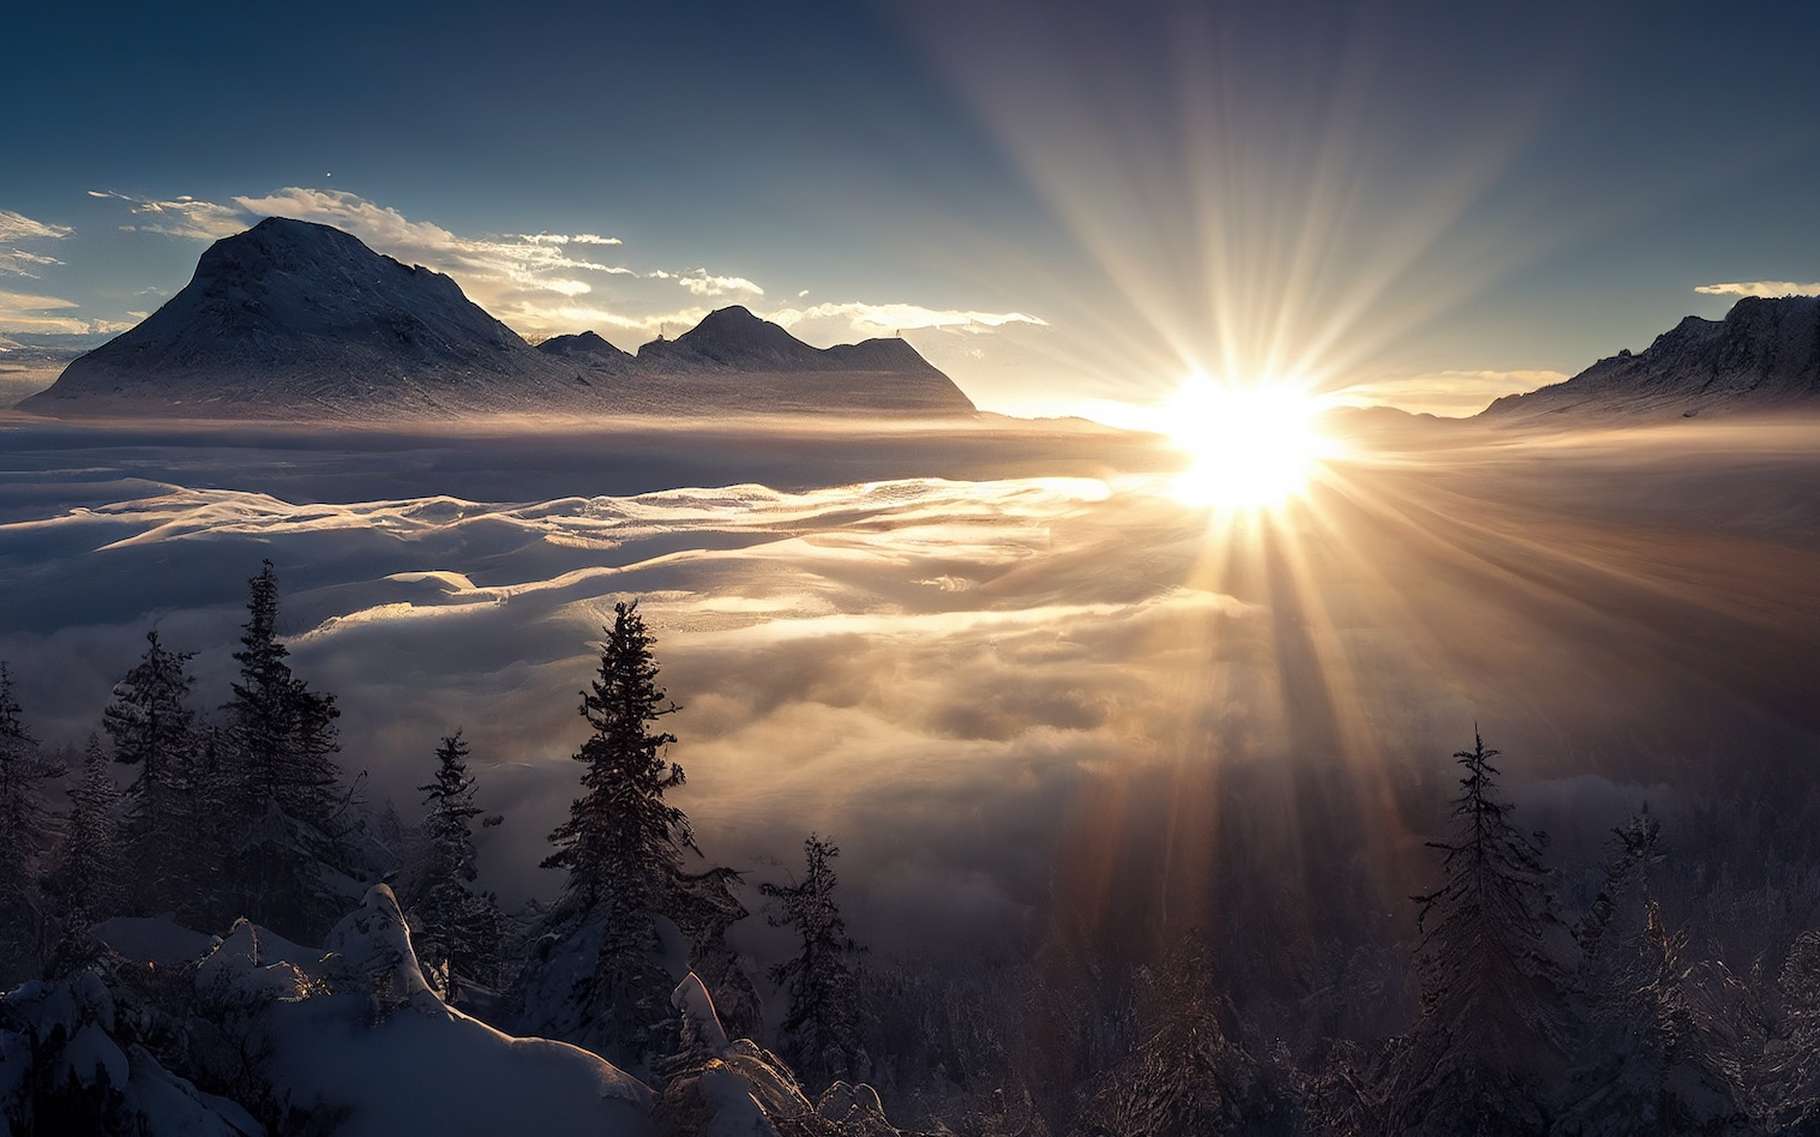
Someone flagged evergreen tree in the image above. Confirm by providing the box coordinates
[1071,934,1301,1137]
[525,600,707,1071]
[1554,806,1752,1134]
[223,560,353,936]
[412,730,503,997]
[1389,730,1571,1136]
[103,629,198,913]
[762,833,868,1092]
[541,600,696,914]
[229,561,342,826]
[47,733,122,933]
[0,663,60,980]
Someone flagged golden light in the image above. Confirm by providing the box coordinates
[1164,372,1338,507]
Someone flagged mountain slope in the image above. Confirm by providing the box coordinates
[537,330,637,375]
[1483,296,1820,421]
[21,217,574,416]
[637,305,830,372]
[629,305,976,414]
[22,220,977,419]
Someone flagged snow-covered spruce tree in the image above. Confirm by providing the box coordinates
[1387,730,1572,1137]
[0,663,60,982]
[762,832,868,1094]
[1070,933,1301,1137]
[542,601,695,909]
[46,733,122,934]
[411,730,503,998]
[103,629,199,915]
[223,559,355,937]
[522,600,723,1070]
[1554,806,1751,1134]
[1761,929,1820,1132]
[230,561,342,824]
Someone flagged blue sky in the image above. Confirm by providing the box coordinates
[4,0,1818,416]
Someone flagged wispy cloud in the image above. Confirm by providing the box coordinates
[0,209,73,243]
[1335,367,1568,418]
[518,232,622,246]
[0,248,63,277]
[0,287,133,335]
[0,208,74,279]
[675,268,764,298]
[1694,280,1820,298]
[88,190,245,240]
[767,301,1048,341]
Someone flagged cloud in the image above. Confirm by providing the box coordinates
[766,301,1048,342]
[518,233,622,246]
[0,209,73,242]
[1336,367,1568,418]
[0,288,133,335]
[489,301,711,337]
[675,268,764,298]
[2,421,1794,959]
[0,249,63,277]
[0,209,74,280]
[1694,280,1820,298]
[88,190,246,240]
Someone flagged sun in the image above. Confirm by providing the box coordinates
[1164,373,1338,507]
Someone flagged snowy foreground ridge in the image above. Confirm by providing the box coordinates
[0,886,903,1136]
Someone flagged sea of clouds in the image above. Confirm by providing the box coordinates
[3,417,1815,961]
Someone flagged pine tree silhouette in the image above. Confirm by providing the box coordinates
[222,561,351,936]
[48,733,122,933]
[542,600,695,913]
[413,730,501,998]
[762,833,867,1093]
[0,664,60,980]
[1391,729,1570,1136]
[104,629,198,914]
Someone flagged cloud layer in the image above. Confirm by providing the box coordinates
[8,418,1813,959]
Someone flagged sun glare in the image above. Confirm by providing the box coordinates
[1164,374,1337,508]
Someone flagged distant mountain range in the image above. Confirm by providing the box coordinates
[1482,295,1820,421]
[20,217,975,419]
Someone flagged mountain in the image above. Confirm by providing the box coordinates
[638,304,830,372]
[1482,295,1820,421]
[21,217,575,417]
[536,329,636,375]
[20,219,977,419]
[626,304,976,414]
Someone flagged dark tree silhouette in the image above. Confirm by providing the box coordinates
[1556,806,1750,1133]
[513,603,724,1069]
[412,730,503,996]
[1389,729,1570,1137]
[104,630,198,913]
[222,560,353,936]
[542,600,695,913]
[47,733,122,934]
[229,561,342,826]
[762,833,868,1093]
[0,664,60,980]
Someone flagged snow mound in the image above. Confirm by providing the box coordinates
[257,885,654,1136]
[196,919,311,1005]
[1,969,261,1136]
[672,972,730,1056]
[657,971,897,1136]
[92,915,219,967]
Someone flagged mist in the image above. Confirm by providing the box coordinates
[6,412,1815,973]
